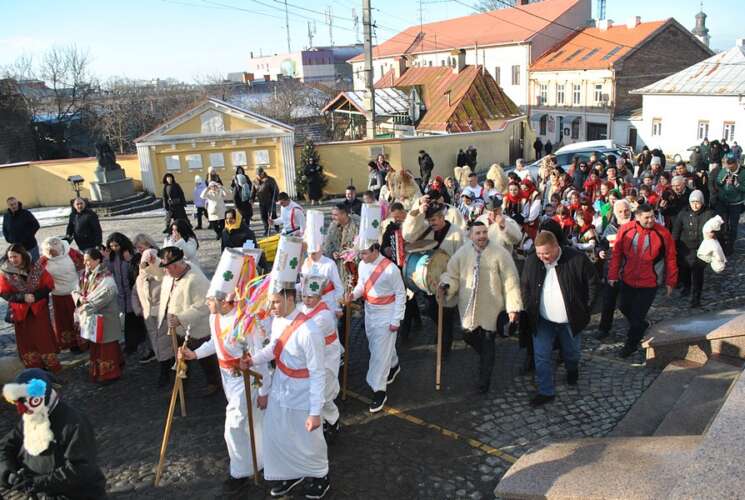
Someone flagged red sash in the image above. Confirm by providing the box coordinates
[363,258,395,305]
[213,315,239,371]
[273,313,310,378]
[304,302,338,345]
[322,281,335,295]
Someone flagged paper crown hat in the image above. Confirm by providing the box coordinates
[304,209,325,253]
[207,248,246,298]
[271,235,303,288]
[357,203,382,250]
[300,273,328,297]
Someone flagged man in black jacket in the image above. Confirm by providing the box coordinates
[521,230,599,407]
[253,167,279,236]
[65,198,102,252]
[3,197,40,261]
[418,150,434,189]
[0,368,106,499]
[341,186,362,216]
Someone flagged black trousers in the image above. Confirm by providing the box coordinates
[194,207,207,228]
[209,219,225,238]
[679,257,706,297]
[123,312,146,354]
[398,296,421,341]
[427,296,456,353]
[618,283,657,347]
[420,169,432,189]
[184,336,220,387]
[259,202,276,236]
[598,281,621,333]
[463,328,496,386]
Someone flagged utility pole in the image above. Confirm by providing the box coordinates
[418,0,423,34]
[362,0,375,139]
[325,6,334,47]
[307,20,316,48]
[283,0,291,52]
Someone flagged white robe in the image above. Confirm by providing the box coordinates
[301,255,345,313]
[301,302,342,425]
[279,200,305,236]
[252,308,328,480]
[352,255,406,392]
[195,308,270,479]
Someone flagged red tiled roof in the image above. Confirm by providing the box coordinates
[530,19,669,71]
[375,65,521,132]
[349,0,582,63]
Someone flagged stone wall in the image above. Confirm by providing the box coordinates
[614,22,712,116]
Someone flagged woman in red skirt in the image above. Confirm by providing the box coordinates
[74,248,124,383]
[40,237,85,352]
[0,244,62,372]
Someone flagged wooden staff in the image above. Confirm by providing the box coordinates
[168,325,186,417]
[436,300,443,391]
[155,328,191,486]
[241,367,263,485]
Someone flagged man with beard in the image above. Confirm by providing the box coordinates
[0,368,106,499]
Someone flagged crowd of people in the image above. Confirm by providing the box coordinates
[0,137,741,498]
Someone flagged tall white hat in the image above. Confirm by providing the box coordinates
[207,248,245,298]
[357,203,382,250]
[304,209,325,253]
[271,235,303,288]
[300,273,329,297]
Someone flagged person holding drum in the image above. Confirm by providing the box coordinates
[402,196,466,357]
[438,221,523,394]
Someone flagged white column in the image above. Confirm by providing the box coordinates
[136,144,156,194]
[280,134,297,198]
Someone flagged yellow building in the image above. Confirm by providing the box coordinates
[135,98,297,198]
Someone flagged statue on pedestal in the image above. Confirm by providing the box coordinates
[90,140,135,202]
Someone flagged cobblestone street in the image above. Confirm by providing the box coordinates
[0,210,743,499]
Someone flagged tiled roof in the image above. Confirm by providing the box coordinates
[375,65,521,132]
[349,0,582,63]
[633,43,745,96]
[531,19,668,71]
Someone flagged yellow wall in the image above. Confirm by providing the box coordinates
[298,118,533,195]
[149,138,286,201]
[0,155,142,208]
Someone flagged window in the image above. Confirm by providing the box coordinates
[573,84,581,105]
[511,65,520,85]
[208,152,224,168]
[185,154,203,170]
[253,149,270,166]
[547,50,565,63]
[724,122,736,141]
[231,150,247,167]
[594,84,603,103]
[652,118,662,136]
[563,49,583,62]
[556,84,565,105]
[538,84,547,105]
[601,46,623,61]
[580,48,600,61]
[165,155,181,171]
[493,66,500,85]
[539,115,547,135]
[571,117,580,139]
[697,120,709,141]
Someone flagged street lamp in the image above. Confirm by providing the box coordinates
[67,175,84,198]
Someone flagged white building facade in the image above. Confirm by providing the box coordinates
[633,39,745,160]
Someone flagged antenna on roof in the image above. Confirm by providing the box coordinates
[419,0,423,34]
[325,6,334,47]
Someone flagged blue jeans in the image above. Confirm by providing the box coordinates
[533,317,581,396]
[29,246,39,262]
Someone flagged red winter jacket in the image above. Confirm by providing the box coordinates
[608,221,678,289]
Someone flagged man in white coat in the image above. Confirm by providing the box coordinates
[438,222,523,393]
[181,290,271,495]
[245,285,329,499]
[302,210,345,314]
[476,199,522,251]
[346,242,406,413]
[275,192,305,236]
[299,274,343,441]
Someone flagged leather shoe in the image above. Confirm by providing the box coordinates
[619,344,638,359]
[567,370,579,386]
[529,394,555,407]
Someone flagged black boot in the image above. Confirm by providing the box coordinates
[158,360,172,388]
[690,291,702,308]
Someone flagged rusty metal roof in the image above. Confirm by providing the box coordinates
[375,65,521,132]
[633,43,745,96]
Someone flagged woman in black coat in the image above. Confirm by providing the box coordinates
[304,158,324,205]
[232,173,253,223]
[672,190,714,308]
[162,173,188,234]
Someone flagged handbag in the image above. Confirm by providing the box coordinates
[79,312,105,343]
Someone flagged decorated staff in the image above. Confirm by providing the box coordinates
[346,203,406,413]
[299,274,343,441]
[179,248,271,495]
[243,237,331,499]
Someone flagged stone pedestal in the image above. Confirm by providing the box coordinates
[90,167,136,202]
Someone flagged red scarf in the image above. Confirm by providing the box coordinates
[520,179,537,200]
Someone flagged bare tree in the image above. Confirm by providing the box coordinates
[475,0,519,11]
[38,45,96,123]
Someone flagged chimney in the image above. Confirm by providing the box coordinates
[626,16,641,29]
[250,51,254,59]
[598,19,613,31]
[518,0,529,4]
[452,48,466,74]
[394,56,408,79]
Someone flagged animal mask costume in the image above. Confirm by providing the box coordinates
[3,369,59,456]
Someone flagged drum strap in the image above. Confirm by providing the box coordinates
[363,259,395,305]
[273,313,310,379]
